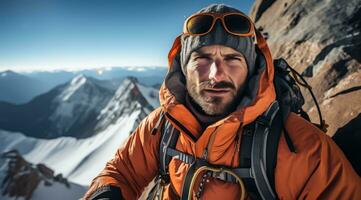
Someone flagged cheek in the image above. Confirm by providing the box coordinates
[186,70,200,88]
[187,61,210,81]
[228,65,248,87]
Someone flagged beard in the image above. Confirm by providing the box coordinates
[186,78,243,116]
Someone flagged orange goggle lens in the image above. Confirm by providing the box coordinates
[185,13,254,36]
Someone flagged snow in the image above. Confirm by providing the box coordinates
[96,78,141,130]
[58,74,87,101]
[31,181,87,200]
[0,181,87,200]
[0,110,140,186]
[48,75,113,136]
[137,83,160,109]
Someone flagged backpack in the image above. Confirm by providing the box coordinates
[147,58,326,200]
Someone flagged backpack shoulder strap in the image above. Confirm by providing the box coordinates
[159,117,180,182]
[147,113,180,200]
[239,101,282,200]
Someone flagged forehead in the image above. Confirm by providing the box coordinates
[194,45,243,56]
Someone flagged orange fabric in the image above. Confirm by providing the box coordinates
[83,32,361,200]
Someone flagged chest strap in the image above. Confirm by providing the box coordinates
[167,147,253,181]
[158,101,280,200]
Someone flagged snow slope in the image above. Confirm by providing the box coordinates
[0,109,140,186]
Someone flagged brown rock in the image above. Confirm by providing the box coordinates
[1,150,72,199]
[250,0,361,137]
[36,163,54,179]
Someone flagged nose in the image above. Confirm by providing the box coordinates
[208,59,226,82]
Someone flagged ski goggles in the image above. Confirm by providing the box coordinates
[183,12,255,37]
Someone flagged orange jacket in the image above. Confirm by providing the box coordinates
[84,33,361,200]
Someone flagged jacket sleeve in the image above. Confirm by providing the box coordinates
[276,113,361,199]
[83,107,163,200]
[299,131,361,199]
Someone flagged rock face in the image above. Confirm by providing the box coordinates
[250,0,361,136]
[1,150,70,200]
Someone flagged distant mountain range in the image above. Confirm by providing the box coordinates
[0,66,166,104]
[0,70,49,105]
[0,74,159,139]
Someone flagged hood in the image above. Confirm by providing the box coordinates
[159,31,276,126]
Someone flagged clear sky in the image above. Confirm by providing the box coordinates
[0,0,254,72]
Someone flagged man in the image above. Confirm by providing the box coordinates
[84,4,361,200]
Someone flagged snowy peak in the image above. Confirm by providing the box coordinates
[95,77,159,131]
[111,76,158,109]
[48,75,115,138]
[0,70,20,78]
[0,74,116,138]
[58,74,87,101]
[0,74,159,139]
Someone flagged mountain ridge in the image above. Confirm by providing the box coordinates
[0,75,159,139]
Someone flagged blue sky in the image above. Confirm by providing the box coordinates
[0,0,254,72]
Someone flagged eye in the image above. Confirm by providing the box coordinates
[195,56,211,61]
[225,56,242,61]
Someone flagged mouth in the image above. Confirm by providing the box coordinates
[203,88,232,95]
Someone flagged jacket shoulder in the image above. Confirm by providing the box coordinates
[275,112,361,199]
[284,112,326,151]
[138,106,164,134]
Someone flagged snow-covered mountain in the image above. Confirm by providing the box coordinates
[0,102,146,187]
[0,107,140,186]
[0,75,159,139]
[23,66,167,86]
[0,74,114,138]
[0,67,166,105]
[95,77,159,132]
[48,74,115,138]
[0,75,160,199]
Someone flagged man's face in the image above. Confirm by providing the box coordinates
[186,45,248,115]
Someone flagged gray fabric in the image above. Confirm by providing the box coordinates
[180,4,256,77]
[236,47,265,109]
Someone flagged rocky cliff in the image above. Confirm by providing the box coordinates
[249,0,361,175]
[250,0,361,136]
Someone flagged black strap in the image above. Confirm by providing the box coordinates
[88,185,124,200]
[159,120,180,180]
[180,160,199,200]
[264,105,283,194]
[240,123,261,199]
[239,101,282,200]
[167,147,195,164]
[250,101,279,200]
[147,119,181,200]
